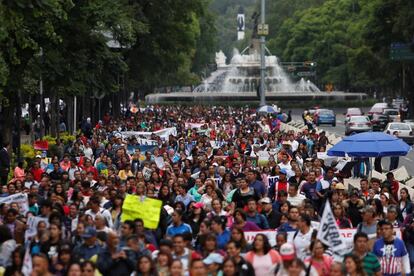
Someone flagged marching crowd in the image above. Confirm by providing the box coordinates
[0,105,412,276]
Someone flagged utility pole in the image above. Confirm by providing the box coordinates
[259,0,267,107]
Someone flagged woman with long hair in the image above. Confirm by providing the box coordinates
[304,240,333,276]
[4,245,24,276]
[134,255,158,276]
[169,259,184,276]
[156,251,172,276]
[369,198,384,220]
[244,234,281,275]
[344,254,366,276]
[186,202,206,238]
[222,257,239,276]
[230,227,251,253]
[398,187,413,221]
[158,184,174,206]
[332,203,353,228]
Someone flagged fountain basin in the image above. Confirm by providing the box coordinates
[145,91,367,104]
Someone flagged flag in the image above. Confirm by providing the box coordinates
[21,246,32,276]
[317,201,346,255]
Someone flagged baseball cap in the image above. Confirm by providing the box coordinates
[280,243,295,261]
[203,253,223,265]
[279,169,287,175]
[259,197,272,204]
[81,227,97,239]
[193,202,204,209]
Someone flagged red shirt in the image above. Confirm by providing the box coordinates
[31,168,44,182]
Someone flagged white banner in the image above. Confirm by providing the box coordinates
[0,193,29,215]
[317,201,346,253]
[25,216,49,240]
[120,127,177,141]
[244,228,402,249]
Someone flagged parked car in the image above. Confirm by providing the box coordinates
[384,122,414,144]
[383,108,400,122]
[345,107,363,118]
[314,109,336,126]
[368,103,388,117]
[371,113,390,131]
[345,116,372,135]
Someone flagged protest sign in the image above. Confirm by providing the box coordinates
[267,176,278,189]
[121,195,162,229]
[317,201,346,254]
[25,216,49,240]
[0,193,29,215]
[142,167,153,181]
[257,151,270,166]
[154,157,165,169]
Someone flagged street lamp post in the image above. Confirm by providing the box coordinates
[259,0,266,107]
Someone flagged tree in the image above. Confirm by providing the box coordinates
[0,0,72,143]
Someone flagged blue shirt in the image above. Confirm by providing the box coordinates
[246,213,269,230]
[166,223,192,237]
[216,229,231,250]
[373,238,408,276]
[249,180,266,197]
[175,194,194,207]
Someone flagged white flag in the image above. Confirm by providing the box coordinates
[21,247,32,276]
[317,201,346,254]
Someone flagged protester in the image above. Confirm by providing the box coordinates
[0,105,412,275]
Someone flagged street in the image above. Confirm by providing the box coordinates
[290,107,414,175]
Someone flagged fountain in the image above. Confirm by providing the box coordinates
[145,13,367,104]
[193,49,321,94]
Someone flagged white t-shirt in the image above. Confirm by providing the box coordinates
[287,193,306,207]
[85,208,114,229]
[293,227,314,261]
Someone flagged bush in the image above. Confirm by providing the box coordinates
[60,132,76,144]
[21,143,36,160]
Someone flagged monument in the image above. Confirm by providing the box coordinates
[145,7,366,104]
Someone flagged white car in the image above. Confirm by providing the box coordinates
[384,122,414,144]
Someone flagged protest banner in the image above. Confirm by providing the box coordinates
[33,140,49,150]
[244,228,402,250]
[25,216,49,240]
[126,144,157,155]
[22,247,32,276]
[317,201,346,254]
[0,193,29,215]
[121,195,162,229]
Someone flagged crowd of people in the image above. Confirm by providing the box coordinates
[0,105,412,276]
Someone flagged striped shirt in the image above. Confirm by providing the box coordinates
[361,252,381,276]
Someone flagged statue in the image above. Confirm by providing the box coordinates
[251,12,260,39]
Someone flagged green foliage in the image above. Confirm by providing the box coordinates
[21,143,36,160]
[60,132,76,144]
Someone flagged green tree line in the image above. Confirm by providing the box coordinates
[0,0,217,142]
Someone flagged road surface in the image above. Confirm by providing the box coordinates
[289,108,414,175]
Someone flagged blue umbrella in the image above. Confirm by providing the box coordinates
[257,105,278,114]
[327,132,411,157]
